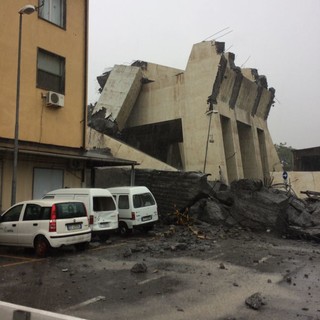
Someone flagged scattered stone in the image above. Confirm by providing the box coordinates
[245,292,264,310]
[219,263,226,269]
[89,242,101,248]
[123,248,132,257]
[148,230,157,237]
[131,262,148,273]
[175,243,188,250]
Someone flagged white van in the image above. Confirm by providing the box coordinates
[107,186,158,235]
[43,188,118,241]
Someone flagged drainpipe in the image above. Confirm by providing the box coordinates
[130,165,135,186]
[81,0,89,187]
[82,0,89,150]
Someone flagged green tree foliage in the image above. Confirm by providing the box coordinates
[274,142,294,171]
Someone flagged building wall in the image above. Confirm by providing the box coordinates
[272,171,320,198]
[0,0,87,147]
[0,156,82,212]
[0,0,88,209]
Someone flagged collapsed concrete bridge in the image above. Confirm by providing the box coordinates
[88,41,281,183]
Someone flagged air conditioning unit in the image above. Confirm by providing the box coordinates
[46,91,64,107]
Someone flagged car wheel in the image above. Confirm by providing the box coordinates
[75,242,88,251]
[119,222,132,236]
[34,236,51,258]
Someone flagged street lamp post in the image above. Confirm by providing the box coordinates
[203,109,218,174]
[11,5,36,206]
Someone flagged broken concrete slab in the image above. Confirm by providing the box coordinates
[131,262,148,273]
[286,206,313,228]
[92,65,143,131]
[245,292,264,310]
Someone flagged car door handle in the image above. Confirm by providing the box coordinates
[12,224,16,227]
[33,223,38,226]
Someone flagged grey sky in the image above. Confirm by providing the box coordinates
[88,0,320,150]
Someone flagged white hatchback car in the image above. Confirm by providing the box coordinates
[0,199,91,257]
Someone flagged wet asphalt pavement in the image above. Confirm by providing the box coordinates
[0,225,320,320]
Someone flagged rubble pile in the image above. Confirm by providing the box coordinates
[162,179,320,241]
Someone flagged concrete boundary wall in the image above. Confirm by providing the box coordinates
[93,168,213,214]
[271,171,320,197]
[0,301,86,320]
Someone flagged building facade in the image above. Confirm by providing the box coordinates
[90,41,282,184]
[0,0,91,211]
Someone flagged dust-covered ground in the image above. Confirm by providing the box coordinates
[1,224,320,320]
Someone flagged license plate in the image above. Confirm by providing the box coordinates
[142,216,152,222]
[67,223,82,231]
[100,222,109,227]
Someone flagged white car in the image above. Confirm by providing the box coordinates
[0,199,91,257]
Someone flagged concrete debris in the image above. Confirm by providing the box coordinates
[131,262,148,273]
[160,178,320,242]
[170,243,188,251]
[123,248,133,258]
[301,190,320,200]
[245,292,264,310]
[219,263,226,270]
[96,168,320,241]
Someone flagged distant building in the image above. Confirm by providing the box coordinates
[293,147,320,171]
[89,41,281,183]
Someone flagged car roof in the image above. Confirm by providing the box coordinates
[45,188,112,195]
[108,186,150,191]
[13,199,85,207]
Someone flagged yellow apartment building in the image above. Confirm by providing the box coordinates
[0,0,134,211]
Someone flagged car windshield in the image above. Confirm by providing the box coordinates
[133,193,155,208]
[55,202,87,219]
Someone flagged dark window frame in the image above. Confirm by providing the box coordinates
[36,48,66,94]
[1,205,23,222]
[93,196,116,212]
[118,195,129,210]
[38,0,67,29]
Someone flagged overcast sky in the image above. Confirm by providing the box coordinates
[88,0,320,150]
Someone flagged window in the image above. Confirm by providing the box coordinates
[37,49,65,94]
[118,195,129,209]
[93,197,116,211]
[23,205,51,220]
[24,204,42,221]
[1,205,23,222]
[38,0,66,28]
[55,203,87,219]
[133,193,155,208]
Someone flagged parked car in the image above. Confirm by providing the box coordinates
[107,186,158,235]
[0,199,91,257]
[43,188,118,241]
